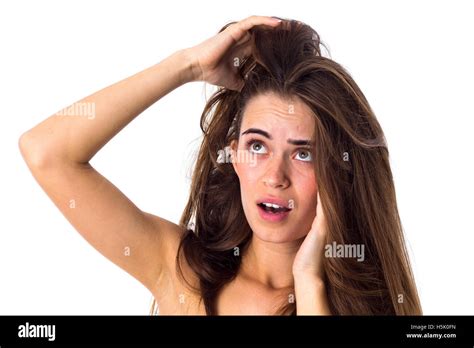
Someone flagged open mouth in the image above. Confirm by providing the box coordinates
[257,202,291,222]
[257,202,291,214]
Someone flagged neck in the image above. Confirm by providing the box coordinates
[240,234,303,290]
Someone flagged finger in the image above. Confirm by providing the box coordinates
[226,15,281,44]
[316,191,322,215]
[314,191,327,237]
[228,43,252,91]
[240,15,282,30]
[231,43,252,65]
[235,31,251,46]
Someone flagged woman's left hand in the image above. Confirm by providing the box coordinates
[292,192,331,314]
[292,191,327,280]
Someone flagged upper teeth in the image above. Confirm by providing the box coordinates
[262,202,283,209]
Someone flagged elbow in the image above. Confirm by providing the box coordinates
[19,130,86,170]
[18,130,54,170]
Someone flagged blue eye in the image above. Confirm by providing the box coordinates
[295,150,312,162]
[247,140,267,154]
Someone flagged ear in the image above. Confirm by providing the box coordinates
[230,139,239,176]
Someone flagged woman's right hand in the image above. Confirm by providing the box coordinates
[183,15,282,91]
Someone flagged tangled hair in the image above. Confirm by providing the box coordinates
[151,18,422,315]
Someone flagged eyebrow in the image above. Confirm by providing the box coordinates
[241,128,314,147]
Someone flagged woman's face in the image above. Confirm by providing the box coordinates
[231,92,318,243]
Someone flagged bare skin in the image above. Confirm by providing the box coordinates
[19,15,330,315]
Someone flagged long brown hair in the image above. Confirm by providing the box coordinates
[151,18,422,315]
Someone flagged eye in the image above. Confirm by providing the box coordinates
[247,140,268,154]
[295,149,312,162]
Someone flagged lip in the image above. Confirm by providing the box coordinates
[256,196,292,223]
[256,197,292,209]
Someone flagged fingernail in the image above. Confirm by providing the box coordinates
[271,16,282,22]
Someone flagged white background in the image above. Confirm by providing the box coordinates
[1,0,473,314]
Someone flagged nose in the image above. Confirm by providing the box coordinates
[262,152,290,189]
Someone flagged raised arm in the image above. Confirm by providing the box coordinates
[18,49,194,294]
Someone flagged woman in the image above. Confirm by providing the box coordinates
[19,15,422,315]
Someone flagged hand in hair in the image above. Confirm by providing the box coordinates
[183,15,282,91]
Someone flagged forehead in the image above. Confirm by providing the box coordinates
[241,92,315,138]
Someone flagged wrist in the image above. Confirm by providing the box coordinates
[294,274,331,315]
[293,270,324,285]
[294,273,325,290]
[176,48,201,84]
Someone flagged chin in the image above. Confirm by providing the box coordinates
[249,223,306,244]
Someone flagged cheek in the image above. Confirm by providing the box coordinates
[235,162,260,200]
[234,163,260,224]
[294,169,318,211]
